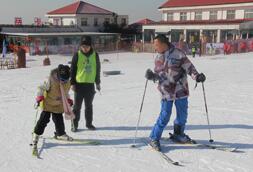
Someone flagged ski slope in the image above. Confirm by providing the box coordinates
[0,52,252,172]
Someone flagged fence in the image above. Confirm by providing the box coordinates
[7,39,253,56]
[129,38,253,56]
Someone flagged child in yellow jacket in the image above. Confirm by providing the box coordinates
[33,64,74,147]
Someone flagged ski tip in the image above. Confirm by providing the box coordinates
[173,162,180,165]
[231,147,243,153]
[174,161,185,166]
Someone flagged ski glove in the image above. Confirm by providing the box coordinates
[36,96,44,107]
[145,69,159,82]
[36,96,44,103]
[67,98,73,106]
[196,73,206,83]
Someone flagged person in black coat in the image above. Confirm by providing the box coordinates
[70,36,101,131]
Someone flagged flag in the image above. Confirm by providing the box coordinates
[34,17,42,26]
[15,17,22,25]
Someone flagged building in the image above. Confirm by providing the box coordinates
[143,0,253,43]
[0,25,119,55]
[46,1,128,32]
[128,18,155,42]
[130,18,155,34]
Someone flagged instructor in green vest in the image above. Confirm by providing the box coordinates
[70,36,101,131]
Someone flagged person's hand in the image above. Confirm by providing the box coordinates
[67,98,73,106]
[36,96,44,103]
[196,73,206,83]
[145,69,155,80]
[145,69,159,82]
[96,84,101,91]
[36,96,44,106]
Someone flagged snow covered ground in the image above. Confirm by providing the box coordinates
[0,51,252,172]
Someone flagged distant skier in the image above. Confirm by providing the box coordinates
[32,64,74,150]
[145,34,206,151]
[191,45,196,58]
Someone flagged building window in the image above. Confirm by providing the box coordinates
[121,18,126,25]
[64,38,72,45]
[94,18,98,26]
[104,18,110,24]
[53,18,60,26]
[227,10,235,20]
[195,12,202,20]
[180,12,187,21]
[167,13,173,21]
[81,18,88,26]
[209,11,217,20]
[245,9,253,19]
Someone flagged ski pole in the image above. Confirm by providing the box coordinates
[131,79,148,148]
[201,82,214,143]
[30,107,39,146]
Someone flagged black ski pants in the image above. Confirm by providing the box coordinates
[72,83,95,129]
[34,111,65,136]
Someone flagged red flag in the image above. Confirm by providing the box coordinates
[15,17,22,25]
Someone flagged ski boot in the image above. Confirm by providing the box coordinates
[169,124,196,144]
[86,124,96,130]
[32,133,39,156]
[71,121,78,132]
[149,140,161,151]
[55,133,74,141]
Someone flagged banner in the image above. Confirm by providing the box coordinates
[15,17,22,25]
[34,17,42,26]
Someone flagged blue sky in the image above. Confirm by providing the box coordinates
[0,0,166,24]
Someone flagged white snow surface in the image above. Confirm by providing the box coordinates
[0,52,253,172]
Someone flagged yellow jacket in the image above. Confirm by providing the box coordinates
[37,68,71,113]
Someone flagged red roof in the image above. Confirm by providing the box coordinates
[160,0,253,8]
[47,1,113,15]
[132,18,155,25]
[145,19,253,25]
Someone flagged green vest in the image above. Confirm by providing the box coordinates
[76,50,97,83]
[192,47,196,53]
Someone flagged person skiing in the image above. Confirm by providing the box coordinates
[70,36,101,132]
[145,34,206,151]
[32,64,74,150]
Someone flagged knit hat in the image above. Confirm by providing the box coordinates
[80,36,92,46]
[57,64,70,81]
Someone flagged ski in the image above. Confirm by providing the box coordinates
[44,136,101,145]
[162,133,239,153]
[141,138,181,166]
[193,143,238,152]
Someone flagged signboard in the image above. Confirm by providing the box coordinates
[15,17,22,25]
[34,17,42,26]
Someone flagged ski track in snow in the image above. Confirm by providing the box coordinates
[0,52,253,172]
